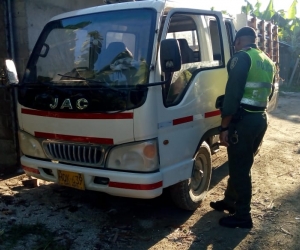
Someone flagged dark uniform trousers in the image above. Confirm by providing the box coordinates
[224,110,268,217]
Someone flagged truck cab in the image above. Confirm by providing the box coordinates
[3,0,279,210]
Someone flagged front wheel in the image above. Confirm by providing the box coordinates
[170,142,212,210]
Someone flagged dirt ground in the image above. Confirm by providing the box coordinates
[0,92,300,250]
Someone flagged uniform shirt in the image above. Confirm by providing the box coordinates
[221,44,256,118]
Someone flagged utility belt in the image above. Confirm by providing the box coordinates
[240,104,266,112]
[231,104,266,123]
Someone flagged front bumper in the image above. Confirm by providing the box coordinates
[21,156,163,199]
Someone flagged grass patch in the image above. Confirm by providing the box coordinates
[0,222,70,250]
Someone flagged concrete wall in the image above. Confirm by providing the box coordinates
[0,0,104,174]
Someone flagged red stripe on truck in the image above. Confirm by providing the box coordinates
[22,165,40,174]
[21,108,133,119]
[35,132,114,144]
[204,110,221,118]
[109,181,163,190]
[173,116,193,125]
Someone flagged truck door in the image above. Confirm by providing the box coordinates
[156,9,229,175]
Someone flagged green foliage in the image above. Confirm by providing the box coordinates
[285,0,298,19]
[241,1,253,15]
[221,10,234,17]
[262,0,275,20]
[253,1,262,17]
[240,0,299,52]
[290,18,300,32]
[239,0,300,85]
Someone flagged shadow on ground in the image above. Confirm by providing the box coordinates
[4,158,299,249]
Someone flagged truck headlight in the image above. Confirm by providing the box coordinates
[106,139,159,172]
[18,131,46,158]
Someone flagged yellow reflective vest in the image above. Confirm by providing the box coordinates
[240,48,276,108]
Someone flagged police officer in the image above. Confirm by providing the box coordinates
[210,27,276,228]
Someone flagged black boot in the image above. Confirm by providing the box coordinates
[219,214,253,228]
[210,200,236,214]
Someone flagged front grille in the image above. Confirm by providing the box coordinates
[43,141,105,167]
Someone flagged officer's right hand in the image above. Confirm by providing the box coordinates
[220,130,229,147]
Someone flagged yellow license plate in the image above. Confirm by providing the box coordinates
[57,170,85,190]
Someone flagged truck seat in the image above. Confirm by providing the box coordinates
[177,39,194,64]
[105,42,127,60]
[96,42,132,71]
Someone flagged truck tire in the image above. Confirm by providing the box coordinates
[170,141,212,210]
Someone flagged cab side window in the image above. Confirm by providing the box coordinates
[164,14,223,106]
[166,16,200,64]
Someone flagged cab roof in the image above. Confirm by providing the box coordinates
[49,0,167,22]
[48,0,213,22]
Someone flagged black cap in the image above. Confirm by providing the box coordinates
[234,27,257,43]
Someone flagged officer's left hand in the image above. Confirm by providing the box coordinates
[220,130,229,147]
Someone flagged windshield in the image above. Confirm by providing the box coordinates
[19,9,156,113]
[25,9,155,87]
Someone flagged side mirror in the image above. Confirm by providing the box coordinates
[5,59,19,85]
[160,39,181,73]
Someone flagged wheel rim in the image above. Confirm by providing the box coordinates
[191,151,208,193]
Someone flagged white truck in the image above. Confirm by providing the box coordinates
[3,0,279,210]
